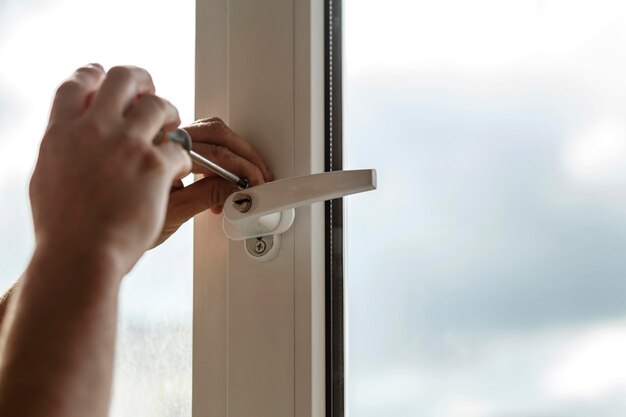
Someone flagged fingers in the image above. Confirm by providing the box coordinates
[156,141,192,180]
[50,64,105,124]
[168,177,237,224]
[125,95,180,141]
[210,204,224,215]
[171,179,185,191]
[185,118,273,182]
[89,65,156,120]
[192,142,266,187]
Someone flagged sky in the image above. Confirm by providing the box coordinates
[345,0,626,416]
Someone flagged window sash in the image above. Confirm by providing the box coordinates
[193,0,326,416]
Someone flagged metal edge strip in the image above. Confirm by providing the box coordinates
[325,0,344,415]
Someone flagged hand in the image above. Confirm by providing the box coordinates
[30,64,191,275]
[155,118,273,246]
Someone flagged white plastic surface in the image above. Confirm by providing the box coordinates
[223,169,377,240]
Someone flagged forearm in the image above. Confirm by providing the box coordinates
[0,279,19,333]
[0,245,123,417]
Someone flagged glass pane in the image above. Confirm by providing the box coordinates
[0,2,194,416]
[345,1,626,416]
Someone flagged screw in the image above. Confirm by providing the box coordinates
[253,239,267,254]
[232,193,252,213]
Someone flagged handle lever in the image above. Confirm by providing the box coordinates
[223,169,377,241]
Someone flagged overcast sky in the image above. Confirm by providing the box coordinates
[345,0,626,416]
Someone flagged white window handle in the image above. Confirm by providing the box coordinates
[222,169,377,242]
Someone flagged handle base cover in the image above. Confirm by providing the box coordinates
[224,209,295,241]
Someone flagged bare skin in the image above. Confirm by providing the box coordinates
[0,280,17,330]
[0,64,272,417]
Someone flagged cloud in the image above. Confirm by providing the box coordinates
[541,320,626,400]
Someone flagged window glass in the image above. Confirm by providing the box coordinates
[0,1,194,416]
[346,1,626,416]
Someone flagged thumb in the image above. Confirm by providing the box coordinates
[168,176,238,224]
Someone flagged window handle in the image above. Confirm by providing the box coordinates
[222,169,376,259]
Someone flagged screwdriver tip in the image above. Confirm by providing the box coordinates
[238,178,250,189]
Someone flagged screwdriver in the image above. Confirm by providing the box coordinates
[159,128,249,189]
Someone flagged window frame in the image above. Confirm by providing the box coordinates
[192,0,330,416]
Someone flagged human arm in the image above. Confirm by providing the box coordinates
[0,119,274,333]
[0,64,192,417]
[0,247,123,416]
[0,280,18,334]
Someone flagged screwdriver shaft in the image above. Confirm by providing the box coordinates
[189,150,249,189]
[166,129,249,189]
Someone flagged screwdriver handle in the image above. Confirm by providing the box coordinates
[166,128,192,152]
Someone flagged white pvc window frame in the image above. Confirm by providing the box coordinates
[192,1,327,416]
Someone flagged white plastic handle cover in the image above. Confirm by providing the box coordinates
[223,169,377,240]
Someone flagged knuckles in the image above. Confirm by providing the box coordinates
[138,146,167,173]
[74,65,103,78]
[206,118,228,134]
[106,65,155,92]
[106,65,134,81]
[190,117,229,137]
[55,79,83,98]
[196,116,225,125]
[127,95,180,128]
[137,94,168,114]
